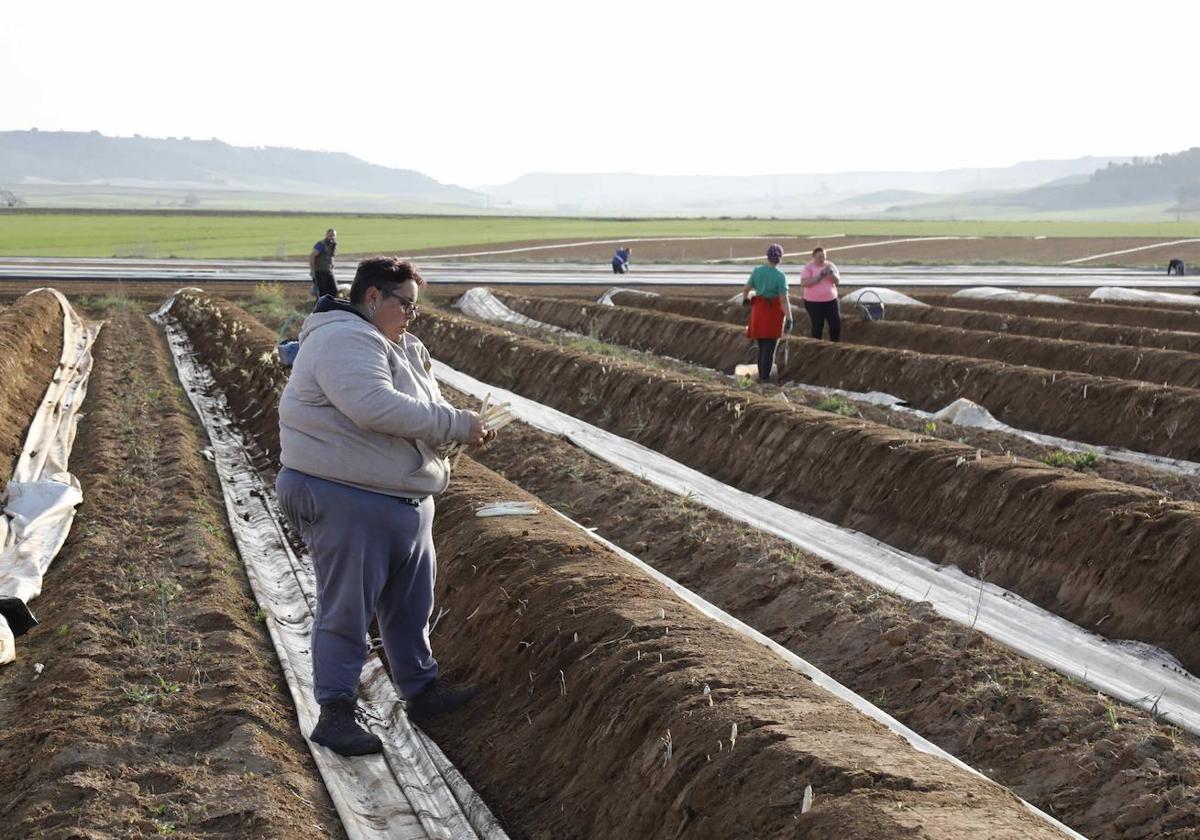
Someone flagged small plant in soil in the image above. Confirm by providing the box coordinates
[923,420,938,434]
[816,395,856,417]
[1039,450,1099,471]
[1106,702,1121,731]
[122,684,156,705]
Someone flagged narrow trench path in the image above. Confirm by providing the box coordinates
[0,303,343,838]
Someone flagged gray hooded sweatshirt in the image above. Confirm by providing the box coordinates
[278,307,472,498]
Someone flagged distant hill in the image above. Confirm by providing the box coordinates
[991,148,1200,211]
[481,157,1128,215]
[0,129,485,208]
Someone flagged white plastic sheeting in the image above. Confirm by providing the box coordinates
[432,360,1200,737]
[0,289,100,664]
[953,286,1071,303]
[453,287,563,332]
[558,512,1084,840]
[597,287,658,306]
[842,287,928,307]
[153,297,506,840]
[1088,287,1200,308]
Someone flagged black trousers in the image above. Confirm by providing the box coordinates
[804,299,841,341]
[314,269,338,298]
[755,338,778,381]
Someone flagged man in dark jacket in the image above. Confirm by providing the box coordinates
[310,229,338,297]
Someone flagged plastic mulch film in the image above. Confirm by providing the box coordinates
[841,287,928,307]
[453,287,564,332]
[953,286,1071,303]
[1088,287,1200,308]
[0,289,101,664]
[152,297,506,840]
[597,287,658,306]
[432,359,1200,739]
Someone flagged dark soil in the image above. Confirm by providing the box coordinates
[410,309,1200,678]
[881,303,1200,355]
[500,292,1200,462]
[0,301,343,839]
[916,294,1200,333]
[596,291,1200,390]
[180,290,1069,839]
[537,292,1200,501]
[442,387,1200,840]
[0,291,63,491]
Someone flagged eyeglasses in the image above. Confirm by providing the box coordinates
[381,288,419,315]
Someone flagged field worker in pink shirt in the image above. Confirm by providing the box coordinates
[799,246,841,341]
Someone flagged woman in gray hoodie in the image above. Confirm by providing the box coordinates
[276,256,490,756]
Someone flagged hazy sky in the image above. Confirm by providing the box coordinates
[4,1,1196,187]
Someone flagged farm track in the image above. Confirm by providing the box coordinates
[601,292,1200,390]
[916,294,1200,332]
[0,292,64,487]
[498,293,1200,462]
[408,308,1200,678]
[0,302,343,838]
[168,290,1083,839]
[437,388,1200,840]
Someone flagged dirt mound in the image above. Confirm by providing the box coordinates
[0,302,342,838]
[412,309,1200,677]
[917,294,1200,333]
[428,460,1063,839]
[0,291,64,490]
[599,292,1200,390]
[456,389,1200,840]
[502,293,1200,462]
[882,304,1200,354]
[168,292,290,476]
[172,292,1070,838]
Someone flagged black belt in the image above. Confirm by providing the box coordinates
[396,495,427,507]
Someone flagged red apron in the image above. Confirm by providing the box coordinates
[747,295,785,340]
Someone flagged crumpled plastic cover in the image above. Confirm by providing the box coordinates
[953,286,1071,303]
[597,287,658,306]
[0,289,101,664]
[453,287,563,332]
[1088,286,1200,308]
[842,287,928,307]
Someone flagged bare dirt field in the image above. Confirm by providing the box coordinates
[5,267,1200,838]
[410,235,1200,268]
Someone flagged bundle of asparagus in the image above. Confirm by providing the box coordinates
[445,394,516,470]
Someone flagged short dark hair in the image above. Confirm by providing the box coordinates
[812,247,825,256]
[349,256,425,304]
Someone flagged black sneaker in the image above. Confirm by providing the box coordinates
[406,678,479,722]
[310,698,383,756]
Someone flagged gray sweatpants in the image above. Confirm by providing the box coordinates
[276,467,438,704]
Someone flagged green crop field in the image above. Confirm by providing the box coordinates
[1,211,1198,259]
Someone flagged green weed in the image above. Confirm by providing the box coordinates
[816,395,856,416]
[1039,450,1099,471]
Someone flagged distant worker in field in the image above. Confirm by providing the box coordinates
[310,228,339,297]
[741,243,793,382]
[276,256,494,756]
[1168,258,1186,276]
[800,246,841,341]
[612,245,632,274]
